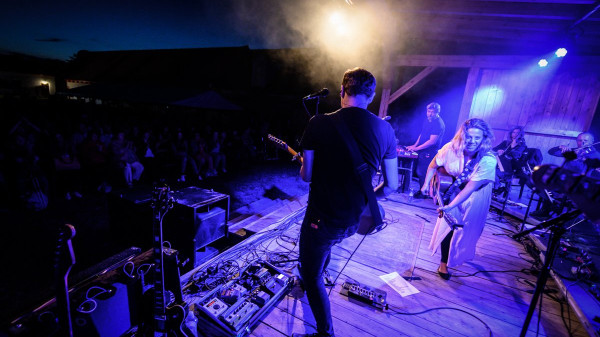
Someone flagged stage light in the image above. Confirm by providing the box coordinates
[538,59,548,67]
[555,48,568,57]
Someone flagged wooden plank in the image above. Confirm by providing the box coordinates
[580,74,600,132]
[392,55,600,71]
[184,191,591,337]
[378,88,391,118]
[458,67,480,130]
[387,66,437,105]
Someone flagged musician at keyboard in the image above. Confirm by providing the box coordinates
[405,102,445,199]
[420,118,496,280]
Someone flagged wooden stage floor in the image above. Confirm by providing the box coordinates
[182,189,590,337]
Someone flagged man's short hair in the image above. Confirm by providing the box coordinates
[342,67,376,98]
[579,132,595,142]
[427,102,441,113]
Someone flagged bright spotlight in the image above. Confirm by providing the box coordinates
[538,59,548,67]
[555,48,568,57]
[330,12,343,25]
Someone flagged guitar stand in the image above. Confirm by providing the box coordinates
[511,209,582,337]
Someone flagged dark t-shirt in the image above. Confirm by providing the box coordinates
[420,117,445,154]
[300,107,397,225]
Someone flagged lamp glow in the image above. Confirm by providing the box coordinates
[555,48,567,57]
[538,59,548,67]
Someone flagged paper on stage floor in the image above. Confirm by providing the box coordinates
[379,272,420,297]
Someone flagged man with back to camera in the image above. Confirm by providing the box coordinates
[406,102,445,199]
[294,67,398,337]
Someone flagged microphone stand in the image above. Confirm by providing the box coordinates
[301,97,323,117]
[512,209,582,337]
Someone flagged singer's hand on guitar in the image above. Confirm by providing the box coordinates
[497,149,505,156]
[292,153,303,163]
[559,145,570,153]
[438,204,456,212]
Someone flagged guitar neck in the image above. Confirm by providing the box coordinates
[152,188,169,334]
[267,134,301,163]
[286,146,299,158]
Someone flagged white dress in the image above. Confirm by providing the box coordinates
[429,142,496,267]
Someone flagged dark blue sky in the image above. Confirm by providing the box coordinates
[1,1,294,60]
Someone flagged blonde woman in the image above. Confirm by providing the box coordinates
[421,118,496,280]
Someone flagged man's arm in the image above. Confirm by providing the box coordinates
[406,135,421,152]
[300,149,314,182]
[411,134,439,152]
[375,158,398,199]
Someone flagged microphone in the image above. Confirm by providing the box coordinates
[303,88,329,100]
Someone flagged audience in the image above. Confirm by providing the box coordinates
[0,99,278,210]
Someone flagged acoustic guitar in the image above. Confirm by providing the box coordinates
[267,134,384,235]
[431,167,463,229]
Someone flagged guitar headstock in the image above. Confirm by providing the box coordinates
[267,134,288,151]
[54,224,76,277]
[152,185,174,212]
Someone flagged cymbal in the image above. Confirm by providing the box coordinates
[548,146,563,157]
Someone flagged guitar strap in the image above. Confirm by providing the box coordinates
[442,154,484,203]
[330,112,383,231]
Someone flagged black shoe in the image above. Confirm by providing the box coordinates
[529,209,551,220]
[413,190,429,199]
[437,268,451,280]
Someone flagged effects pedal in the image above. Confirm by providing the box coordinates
[202,297,229,318]
[220,298,259,331]
[340,280,388,310]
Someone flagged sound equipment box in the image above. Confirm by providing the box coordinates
[108,186,230,270]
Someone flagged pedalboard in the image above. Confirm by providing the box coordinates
[191,260,292,336]
[340,280,388,310]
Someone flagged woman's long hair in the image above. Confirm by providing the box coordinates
[506,126,525,145]
[450,118,495,161]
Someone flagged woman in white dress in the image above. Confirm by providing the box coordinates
[420,118,496,280]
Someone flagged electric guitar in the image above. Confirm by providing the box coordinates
[267,134,384,235]
[267,134,302,163]
[143,185,189,337]
[431,167,463,229]
[54,224,76,337]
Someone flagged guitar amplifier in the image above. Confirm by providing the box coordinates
[108,186,229,270]
[164,187,230,270]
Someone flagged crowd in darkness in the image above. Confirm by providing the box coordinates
[0,98,277,211]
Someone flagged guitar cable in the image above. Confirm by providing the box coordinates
[326,214,393,298]
[76,286,110,314]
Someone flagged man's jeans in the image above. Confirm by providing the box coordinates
[298,208,358,337]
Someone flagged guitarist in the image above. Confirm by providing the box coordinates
[294,68,398,337]
[421,118,496,280]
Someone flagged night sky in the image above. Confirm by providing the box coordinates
[1,1,305,60]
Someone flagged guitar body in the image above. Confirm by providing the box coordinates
[432,167,463,229]
[357,203,385,235]
[432,167,455,206]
